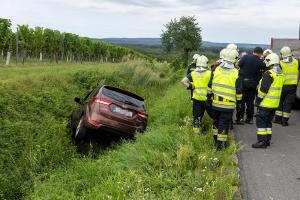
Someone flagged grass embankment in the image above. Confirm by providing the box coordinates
[30,85,238,199]
[0,61,173,199]
[0,61,238,200]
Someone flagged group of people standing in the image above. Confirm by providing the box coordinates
[181,44,299,150]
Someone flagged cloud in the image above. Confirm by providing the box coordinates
[0,0,299,43]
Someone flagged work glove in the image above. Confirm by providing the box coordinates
[187,83,195,90]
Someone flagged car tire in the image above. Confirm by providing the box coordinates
[74,117,87,141]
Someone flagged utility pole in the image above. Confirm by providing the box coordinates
[16,27,19,64]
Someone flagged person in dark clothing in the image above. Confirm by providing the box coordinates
[236,47,266,124]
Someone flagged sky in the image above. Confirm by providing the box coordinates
[0,0,300,44]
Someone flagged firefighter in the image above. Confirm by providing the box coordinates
[187,54,200,100]
[273,46,299,126]
[209,49,243,150]
[253,53,284,148]
[187,54,200,75]
[181,55,212,134]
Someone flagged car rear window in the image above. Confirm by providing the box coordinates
[102,87,145,109]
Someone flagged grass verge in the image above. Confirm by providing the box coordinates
[30,83,239,200]
[0,61,175,199]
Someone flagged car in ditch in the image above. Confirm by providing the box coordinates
[68,85,148,141]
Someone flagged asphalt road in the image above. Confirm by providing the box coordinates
[235,110,300,200]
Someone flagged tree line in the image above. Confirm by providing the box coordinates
[0,18,145,64]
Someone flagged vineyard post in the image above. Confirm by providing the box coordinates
[16,27,19,64]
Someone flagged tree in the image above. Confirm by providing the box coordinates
[161,16,201,68]
[0,18,12,57]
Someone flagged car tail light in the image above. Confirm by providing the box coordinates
[91,97,112,105]
[138,111,148,118]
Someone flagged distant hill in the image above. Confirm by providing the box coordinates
[100,38,270,49]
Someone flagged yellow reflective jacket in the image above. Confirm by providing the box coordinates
[211,67,240,110]
[191,69,212,101]
[280,59,299,85]
[258,69,284,109]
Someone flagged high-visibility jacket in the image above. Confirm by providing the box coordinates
[280,59,299,85]
[211,67,240,110]
[258,69,284,109]
[191,69,211,101]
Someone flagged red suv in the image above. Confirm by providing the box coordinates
[69,85,148,141]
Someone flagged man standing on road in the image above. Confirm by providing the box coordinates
[273,46,300,126]
[253,53,284,148]
[209,49,243,150]
[236,47,266,124]
[181,55,212,134]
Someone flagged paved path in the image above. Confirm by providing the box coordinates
[235,110,300,200]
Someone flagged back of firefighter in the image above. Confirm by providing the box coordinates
[181,55,212,134]
[208,49,243,150]
[253,53,284,148]
[187,54,200,100]
[273,46,300,126]
[236,47,266,124]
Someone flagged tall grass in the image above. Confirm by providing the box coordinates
[30,83,238,200]
[0,61,174,199]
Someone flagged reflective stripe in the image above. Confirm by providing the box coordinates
[217,134,228,142]
[257,94,265,98]
[285,78,298,81]
[195,86,208,89]
[266,128,272,135]
[275,111,283,116]
[257,131,267,135]
[212,83,235,90]
[283,112,290,118]
[285,72,298,75]
[269,87,281,90]
[213,90,236,97]
[193,92,207,97]
[212,102,235,109]
[265,95,280,99]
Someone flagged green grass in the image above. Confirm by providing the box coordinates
[30,83,238,200]
[0,61,238,200]
[0,61,175,199]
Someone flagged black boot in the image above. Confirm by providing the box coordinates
[245,118,253,124]
[273,117,282,125]
[266,140,271,147]
[235,119,244,125]
[213,135,217,145]
[252,141,267,148]
[282,121,289,127]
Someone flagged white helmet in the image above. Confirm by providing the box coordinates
[264,53,279,67]
[219,48,228,59]
[192,54,200,61]
[263,49,273,57]
[196,55,209,67]
[226,43,238,50]
[280,46,292,58]
[223,49,239,64]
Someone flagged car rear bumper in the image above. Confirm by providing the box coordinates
[84,115,145,137]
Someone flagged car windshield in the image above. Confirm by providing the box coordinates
[102,87,145,109]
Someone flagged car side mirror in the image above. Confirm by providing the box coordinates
[74,97,82,104]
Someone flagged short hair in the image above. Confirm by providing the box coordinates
[253,47,263,54]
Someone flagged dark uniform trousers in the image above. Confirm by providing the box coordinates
[236,79,257,121]
[256,109,275,142]
[212,109,233,146]
[193,100,206,128]
[275,85,297,122]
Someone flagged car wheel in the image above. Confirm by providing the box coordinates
[74,117,87,141]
